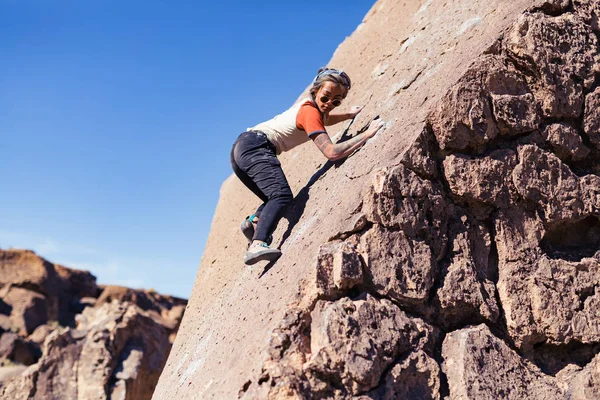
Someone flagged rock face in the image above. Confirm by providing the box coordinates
[0,249,187,400]
[154,0,600,399]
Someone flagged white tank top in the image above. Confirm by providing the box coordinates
[249,98,320,154]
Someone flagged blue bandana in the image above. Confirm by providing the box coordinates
[313,69,351,89]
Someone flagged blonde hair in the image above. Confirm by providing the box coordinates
[310,67,351,99]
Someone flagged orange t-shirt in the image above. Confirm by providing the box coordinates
[296,103,326,137]
[249,99,327,153]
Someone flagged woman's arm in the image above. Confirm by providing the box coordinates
[311,120,385,161]
[325,112,352,126]
[325,106,364,126]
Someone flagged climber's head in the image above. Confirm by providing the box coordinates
[310,68,351,113]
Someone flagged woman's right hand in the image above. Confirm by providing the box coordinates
[366,119,386,138]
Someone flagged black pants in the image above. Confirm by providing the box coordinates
[230,131,293,242]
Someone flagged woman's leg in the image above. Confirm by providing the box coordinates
[244,155,293,242]
[231,142,269,205]
[231,132,293,243]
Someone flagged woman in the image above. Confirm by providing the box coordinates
[230,67,385,265]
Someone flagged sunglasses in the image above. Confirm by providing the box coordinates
[320,95,342,107]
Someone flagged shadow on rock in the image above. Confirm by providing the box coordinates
[275,117,378,253]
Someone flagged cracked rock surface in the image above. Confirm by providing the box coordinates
[0,250,187,400]
[154,1,600,399]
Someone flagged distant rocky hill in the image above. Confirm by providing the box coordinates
[153,0,600,399]
[0,249,187,400]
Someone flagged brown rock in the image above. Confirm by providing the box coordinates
[504,12,600,118]
[0,250,54,294]
[495,208,547,349]
[364,350,441,400]
[1,328,83,400]
[54,264,98,299]
[27,324,56,347]
[97,285,160,313]
[0,333,38,366]
[492,92,541,135]
[0,302,173,400]
[360,225,436,307]
[443,149,518,212]
[304,295,438,395]
[531,256,600,345]
[0,287,48,336]
[584,86,600,150]
[573,0,600,32]
[429,55,524,153]
[530,0,570,14]
[364,164,449,261]
[560,353,600,400]
[0,250,96,300]
[442,324,561,399]
[0,249,98,326]
[313,241,363,299]
[581,175,600,215]
[496,207,600,349]
[96,286,186,329]
[400,128,439,180]
[435,211,499,328]
[542,123,591,162]
[513,144,583,224]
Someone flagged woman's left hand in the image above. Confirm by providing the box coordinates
[348,105,364,119]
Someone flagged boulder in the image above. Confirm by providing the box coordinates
[0,333,38,366]
[435,211,499,328]
[304,295,439,396]
[0,302,173,400]
[583,86,600,150]
[442,324,560,399]
[153,1,600,398]
[542,123,590,162]
[0,287,48,336]
[504,12,600,119]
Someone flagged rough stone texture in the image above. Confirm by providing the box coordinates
[442,324,561,399]
[443,150,518,214]
[430,56,509,153]
[0,333,38,366]
[513,144,584,224]
[0,302,174,400]
[434,211,499,329]
[313,241,364,299]
[305,295,437,396]
[560,353,600,399]
[584,86,600,150]
[0,249,97,327]
[27,324,56,346]
[400,128,439,181]
[360,225,437,309]
[0,286,48,336]
[574,0,600,32]
[361,165,449,309]
[154,1,600,399]
[240,295,440,399]
[0,249,187,400]
[362,350,441,400]
[505,12,600,119]
[542,122,591,162]
[494,209,548,349]
[531,256,600,345]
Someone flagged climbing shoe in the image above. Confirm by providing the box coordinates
[240,215,273,245]
[240,216,255,243]
[244,242,281,265]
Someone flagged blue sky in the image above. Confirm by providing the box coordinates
[0,1,373,298]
